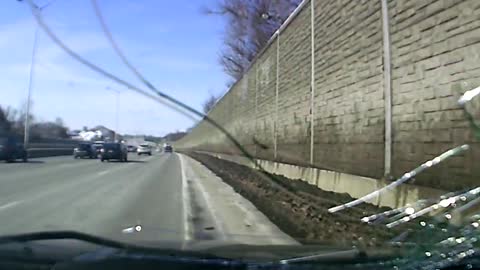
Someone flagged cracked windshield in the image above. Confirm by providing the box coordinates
[0,0,479,269]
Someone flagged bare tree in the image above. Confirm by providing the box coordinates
[8,101,34,137]
[0,103,69,140]
[206,0,301,79]
[4,106,18,124]
[0,106,12,134]
[55,117,64,127]
[31,121,69,140]
[202,94,220,114]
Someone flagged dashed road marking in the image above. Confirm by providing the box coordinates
[186,158,226,241]
[97,170,110,176]
[0,201,21,212]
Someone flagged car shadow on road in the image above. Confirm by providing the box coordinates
[25,160,45,164]
[105,160,146,163]
[126,160,147,163]
[1,160,45,164]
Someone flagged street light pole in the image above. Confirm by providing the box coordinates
[24,26,39,149]
[22,0,57,149]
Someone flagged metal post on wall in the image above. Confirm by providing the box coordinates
[255,66,259,158]
[274,33,280,160]
[309,0,315,165]
[381,0,392,177]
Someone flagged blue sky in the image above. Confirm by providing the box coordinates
[0,0,229,136]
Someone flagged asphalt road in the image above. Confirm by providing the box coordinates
[0,152,297,249]
[0,153,187,245]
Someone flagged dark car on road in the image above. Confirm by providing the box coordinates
[100,143,128,162]
[164,145,173,153]
[73,143,96,159]
[93,142,104,157]
[0,136,28,163]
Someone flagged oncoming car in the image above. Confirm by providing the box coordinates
[73,143,96,159]
[100,143,128,162]
[164,145,173,153]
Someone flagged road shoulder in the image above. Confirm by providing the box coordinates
[177,153,297,246]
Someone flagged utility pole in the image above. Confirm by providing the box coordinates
[22,0,57,149]
[24,26,39,148]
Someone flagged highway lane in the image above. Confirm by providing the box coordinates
[0,152,297,248]
[0,153,187,244]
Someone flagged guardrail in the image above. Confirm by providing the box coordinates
[27,142,77,158]
[27,148,74,158]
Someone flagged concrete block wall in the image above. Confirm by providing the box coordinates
[276,1,312,165]
[312,0,385,178]
[177,0,480,192]
[254,43,278,160]
[389,0,480,190]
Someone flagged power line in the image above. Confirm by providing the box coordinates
[25,0,263,172]
[89,0,261,167]
[23,0,198,123]
[91,0,197,122]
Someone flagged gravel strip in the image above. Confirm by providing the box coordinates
[186,152,401,247]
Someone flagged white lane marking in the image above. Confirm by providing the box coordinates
[25,164,129,204]
[185,157,226,240]
[0,201,21,212]
[97,170,110,176]
[178,154,192,248]
[13,155,152,208]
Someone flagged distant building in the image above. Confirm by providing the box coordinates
[67,130,81,136]
[71,125,122,142]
